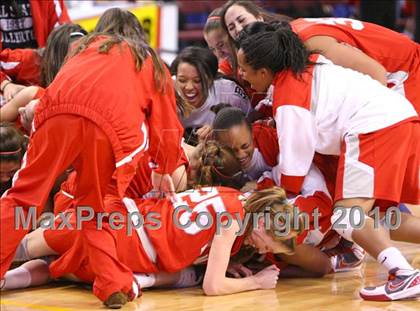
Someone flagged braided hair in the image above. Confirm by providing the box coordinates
[194,140,247,189]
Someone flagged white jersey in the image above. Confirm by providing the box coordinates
[261,163,331,199]
[180,78,252,129]
[272,55,418,191]
[245,148,272,180]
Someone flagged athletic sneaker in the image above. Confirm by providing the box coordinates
[360,268,420,301]
[330,242,366,273]
[103,292,128,309]
[103,280,141,309]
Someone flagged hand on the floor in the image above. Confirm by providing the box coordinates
[227,263,254,278]
[253,264,280,289]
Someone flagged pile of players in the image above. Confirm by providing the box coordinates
[1,0,419,308]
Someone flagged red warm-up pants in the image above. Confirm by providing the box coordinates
[0,115,134,301]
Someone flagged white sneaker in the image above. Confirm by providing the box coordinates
[360,268,420,301]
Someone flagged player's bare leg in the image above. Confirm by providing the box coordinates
[333,198,420,301]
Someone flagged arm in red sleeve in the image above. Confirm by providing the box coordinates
[45,0,72,31]
[256,171,276,190]
[56,0,71,24]
[30,0,71,48]
[1,49,17,85]
[147,65,184,175]
[0,48,41,85]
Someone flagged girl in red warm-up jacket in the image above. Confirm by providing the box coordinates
[0,8,183,308]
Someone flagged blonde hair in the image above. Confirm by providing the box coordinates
[243,187,304,253]
[69,8,166,92]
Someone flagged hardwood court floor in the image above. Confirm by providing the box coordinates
[1,242,419,311]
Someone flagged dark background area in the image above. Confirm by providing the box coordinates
[173,0,418,50]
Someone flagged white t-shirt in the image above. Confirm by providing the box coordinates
[245,148,272,180]
[180,78,252,129]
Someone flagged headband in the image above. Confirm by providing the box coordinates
[211,165,243,180]
[0,147,22,155]
[207,16,221,21]
[70,32,85,38]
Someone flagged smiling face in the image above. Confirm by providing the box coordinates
[237,49,273,93]
[204,28,232,62]
[215,122,254,170]
[175,62,205,109]
[224,4,262,40]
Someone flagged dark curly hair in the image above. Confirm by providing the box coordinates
[238,22,315,77]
